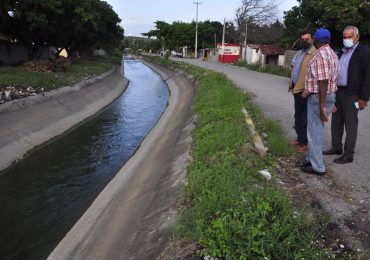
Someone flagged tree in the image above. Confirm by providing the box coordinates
[224,21,239,44]
[198,20,223,47]
[143,20,224,50]
[0,0,62,59]
[49,0,124,57]
[235,0,277,48]
[0,0,124,59]
[235,0,278,25]
[281,0,370,49]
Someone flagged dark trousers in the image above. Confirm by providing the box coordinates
[331,88,359,158]
[294,91,308,145]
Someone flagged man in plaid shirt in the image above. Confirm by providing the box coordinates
[299,28,339,175]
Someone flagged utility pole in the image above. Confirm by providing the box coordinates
[194,1,201,59]
[161,36,165,56]
[222,18,225,47]
[221,18,225,63]
[214,33,216,49]
[244,22,248,62]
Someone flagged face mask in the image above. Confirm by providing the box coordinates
[343,39,354,48]
[301,41,311,50]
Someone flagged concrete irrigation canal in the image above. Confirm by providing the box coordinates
[0,59,194,259]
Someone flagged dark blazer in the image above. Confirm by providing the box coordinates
[338,43,370,101]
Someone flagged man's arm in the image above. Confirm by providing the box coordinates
[359,48,370,108]
[318,80,329,122]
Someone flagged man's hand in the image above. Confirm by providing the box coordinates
[301,89,309,98]
[332,104,337,113]
[320,106,329,122]
[359,99,368,110]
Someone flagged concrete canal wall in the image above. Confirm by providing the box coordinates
[48,59,195,259]
[0,66,129,172]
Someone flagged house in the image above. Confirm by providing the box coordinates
[217,43,240,63]
[257,45,285,67]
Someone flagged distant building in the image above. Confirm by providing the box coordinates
[217,43,240,63]
[257,45,285,67]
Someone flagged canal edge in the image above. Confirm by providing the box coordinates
[0,65,129,173]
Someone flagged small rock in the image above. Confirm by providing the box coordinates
[26,87,35,93]
[12,90,20,99]
[4,89,13,101]
[259,169,271,180]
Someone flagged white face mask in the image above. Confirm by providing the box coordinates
[343,39,354,48]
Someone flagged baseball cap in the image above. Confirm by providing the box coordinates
[313,28,331,42]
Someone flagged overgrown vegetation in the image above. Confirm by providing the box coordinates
[234,61,290,78]
[0,50,122,91]
[143,55,329,259]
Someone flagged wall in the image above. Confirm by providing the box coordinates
[285,50,298,70]
[0,42,28,65]
[0,41,56,66]
[246,47,259,64]
[278,55,286,67]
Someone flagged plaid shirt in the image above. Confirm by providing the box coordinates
[305,44,339,93]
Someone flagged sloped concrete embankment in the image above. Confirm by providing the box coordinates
[48,60,195,259]
[0,66,128,172]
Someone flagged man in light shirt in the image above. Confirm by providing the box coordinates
[323,26,370,164]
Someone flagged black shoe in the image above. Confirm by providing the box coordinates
[295,160,311,167]
[334,155,353,164]
[323,148,343,155]
[300,166,325,176]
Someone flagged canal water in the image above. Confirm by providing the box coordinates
[0,60,170,259]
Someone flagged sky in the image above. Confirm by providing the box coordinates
[105,0,299,37]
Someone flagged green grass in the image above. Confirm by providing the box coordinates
[0,49,123,91]
[142,55,328,259]
[234,61,291,78]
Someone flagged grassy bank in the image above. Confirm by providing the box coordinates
[0,50,122,91]
[143,55,327,259]
[234,61,290,78]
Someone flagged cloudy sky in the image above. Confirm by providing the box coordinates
[105,0,299,37]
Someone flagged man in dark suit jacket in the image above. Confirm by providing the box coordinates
[323,26,370,163]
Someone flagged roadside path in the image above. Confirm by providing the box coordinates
[174,57,370,249]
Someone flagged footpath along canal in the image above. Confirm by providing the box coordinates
[0,60,169,259]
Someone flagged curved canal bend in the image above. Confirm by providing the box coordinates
[0,60,170,259]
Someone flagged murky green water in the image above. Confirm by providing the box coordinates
[0,60,169,259]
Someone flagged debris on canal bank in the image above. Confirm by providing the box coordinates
[0,85,44,104]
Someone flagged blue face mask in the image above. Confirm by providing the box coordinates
[343,39,354,48]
